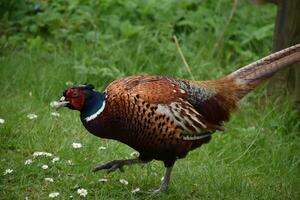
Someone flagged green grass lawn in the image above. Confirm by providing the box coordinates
[1,1,300,199]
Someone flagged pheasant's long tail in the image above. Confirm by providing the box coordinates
[225,44,300,99]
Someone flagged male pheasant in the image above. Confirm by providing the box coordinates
[52,44,300,194]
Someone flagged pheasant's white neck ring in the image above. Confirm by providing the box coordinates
[85,100,106,122]
[81,91,107,122]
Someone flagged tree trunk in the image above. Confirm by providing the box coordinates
[267,0,300,109]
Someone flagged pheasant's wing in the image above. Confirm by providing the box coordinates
[118,76,223,140]
[121,75,185,103]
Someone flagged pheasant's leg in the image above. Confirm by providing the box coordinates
[93,158,144,173]
[150,166,173,195]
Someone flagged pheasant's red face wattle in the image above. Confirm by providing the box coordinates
[65,88,86,110]
[51,84,95,110]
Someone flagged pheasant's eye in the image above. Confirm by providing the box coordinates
[72,93,80,98]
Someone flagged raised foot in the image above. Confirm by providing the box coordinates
[92,158,142,174]
[92,160,126,173]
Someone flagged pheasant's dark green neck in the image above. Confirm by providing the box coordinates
[81,91,106,121]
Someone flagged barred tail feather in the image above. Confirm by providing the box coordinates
[227,44,300,99]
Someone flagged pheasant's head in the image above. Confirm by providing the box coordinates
[51,84,95,111]
[51,84,106,113]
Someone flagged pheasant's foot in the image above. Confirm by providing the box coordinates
[92,158,141,174]
[146,166,173,195]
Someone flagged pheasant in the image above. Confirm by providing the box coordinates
[51,44,300,194]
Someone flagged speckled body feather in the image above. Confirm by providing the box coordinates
[81,76,233,166]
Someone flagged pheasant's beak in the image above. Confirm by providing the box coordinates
[50,96,70,109]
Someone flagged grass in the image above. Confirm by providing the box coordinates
[1,1,300,199]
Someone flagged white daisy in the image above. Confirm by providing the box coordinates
[45,177,54,182]
[119,179,128,185]
[0,118,5,124]
[98,178,108,183]
[24,159,33,165]
[77,188,88,197]
[49,192,60,198]
[42,165,49,170]
[72,142,82,149]
[98,146,107,150]
[50,112,60,117]
[27,113,38,120]
[67,160,74,165]
[52,157,60,163]
[130,151,139,157]
[131,188,140,194]
[65,81,74,86]
[3,169,13,175]
[33,151,53,157]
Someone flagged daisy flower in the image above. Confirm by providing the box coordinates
[72,142,82,149]
[33,151,53,158]
[98,146,107,150]
[27,113,38,120]
[24,159,33,165]
[0,118,5,124]
[130,151,139,157]
[49,192,59,198]
[98,178,108,183]
[67,160,74,165]
[51,112,60,117]
[65,81,74,86]
[52,157,60,163]
[77,188,88,197]
[3,169,13,175]
[45,177,54,182]
[119,179,128,185]
[42,165,49,170]
[131,188,140,194]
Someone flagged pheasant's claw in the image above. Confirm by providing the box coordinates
[92,160,126,173]
[145,166,172,195]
